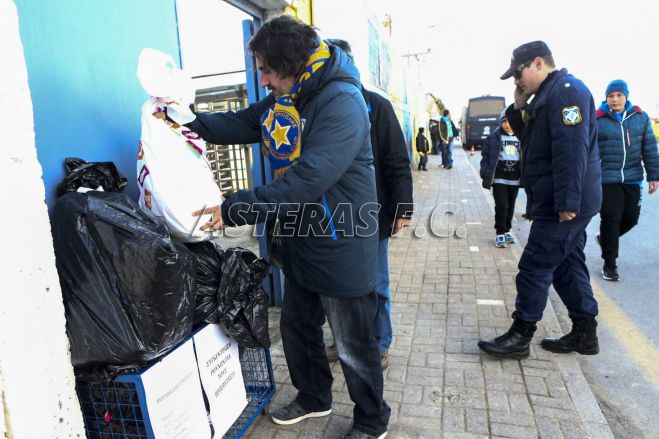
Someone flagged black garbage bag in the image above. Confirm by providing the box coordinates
[217,248,270,348]
[52,192,196,381]
[56,157,128,197]
[185,241,224,324]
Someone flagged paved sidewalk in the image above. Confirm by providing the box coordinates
[244,148,614,438]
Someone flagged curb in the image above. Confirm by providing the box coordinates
[461,148,614,438]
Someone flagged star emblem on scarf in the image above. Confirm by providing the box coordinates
[271,120,291,150]
[262,109,274,131]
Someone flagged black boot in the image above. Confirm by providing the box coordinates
[478,314,537,359]
[541,317,599,355]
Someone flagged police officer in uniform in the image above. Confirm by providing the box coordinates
[478,41,602,359]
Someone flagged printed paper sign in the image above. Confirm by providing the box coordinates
[140,339,211,439]
[194,324,248,436]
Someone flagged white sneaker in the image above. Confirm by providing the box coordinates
[504,232,516,244]
[495,235,507,248]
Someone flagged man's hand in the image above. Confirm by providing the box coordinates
[558,211,577,222]
[192,204,224,231]
[392,218,411,235]
[649,181,658,194]
[513,86,531,110]
[164,101,196,125]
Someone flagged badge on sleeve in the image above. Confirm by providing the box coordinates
[562,106,582,126]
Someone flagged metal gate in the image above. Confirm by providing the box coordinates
[194,84,252,197]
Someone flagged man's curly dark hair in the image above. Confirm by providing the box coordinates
[248,15,319,78]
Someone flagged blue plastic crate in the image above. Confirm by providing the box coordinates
[76,346,275,439]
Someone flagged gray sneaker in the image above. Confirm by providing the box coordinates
[380,351,389,370]
[325,343,339,362]
[271,400,331,425]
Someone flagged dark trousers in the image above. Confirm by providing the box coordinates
[492,184,520,235]
[515,217,599,322]
[280,279,390,436]
[600,183,641,267]
[441,140,453,167]
[418,152,428,170]
[431,139,439,155]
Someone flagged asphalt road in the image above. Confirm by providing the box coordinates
[464,147,659,438]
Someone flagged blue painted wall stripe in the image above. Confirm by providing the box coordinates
[15,0,181,210]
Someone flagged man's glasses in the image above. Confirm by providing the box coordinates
[512,61,533,80]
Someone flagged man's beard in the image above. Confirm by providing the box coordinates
[270,86,292,99]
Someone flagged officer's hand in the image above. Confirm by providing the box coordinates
[649,181,658,194]
[393,218,411,235]
[193,204,224,231]
[558,211,577,222]
[514,86,531,109]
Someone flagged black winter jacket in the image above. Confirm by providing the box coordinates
[363,89,414,239]
[416,133,429,153]
[439,119,459,142]
[186,47,378,297]
[480,127,521,189]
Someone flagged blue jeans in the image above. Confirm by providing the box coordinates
[375,238,392,352]
[442,140,453,167]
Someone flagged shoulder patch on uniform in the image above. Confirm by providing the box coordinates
[562,106,582,126]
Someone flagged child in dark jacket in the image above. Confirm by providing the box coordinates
[416,127,429,171]
[480,111,521,247]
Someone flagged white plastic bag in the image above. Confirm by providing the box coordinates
[136,49,222,242]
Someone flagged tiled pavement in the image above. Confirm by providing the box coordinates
[243,148,614,438]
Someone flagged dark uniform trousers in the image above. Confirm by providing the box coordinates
[515,216,599,322]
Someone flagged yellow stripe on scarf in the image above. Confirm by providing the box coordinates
[261,41,330,179]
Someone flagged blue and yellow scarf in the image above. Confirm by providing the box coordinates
[260,41,330,178]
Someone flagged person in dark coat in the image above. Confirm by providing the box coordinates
[324,39,414,371]
[416,127,429,171]
[165,16,390,439]
[478,41,602,360]
[480,110,521,248]
[596,79,659,281]
[429,119,440,155]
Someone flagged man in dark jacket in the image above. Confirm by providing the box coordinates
[324,39,414,371]
[439,110,459,168]
[429,119,440,155]
[478,41,602,359]
[166,16,389,439]
[416,127,429,171]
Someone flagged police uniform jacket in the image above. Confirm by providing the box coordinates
[186,47,378,298]
[505,68,602,221]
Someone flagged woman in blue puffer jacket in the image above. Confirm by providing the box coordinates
[596,79,659,281]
